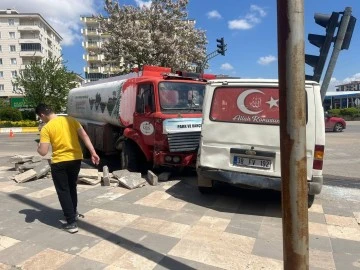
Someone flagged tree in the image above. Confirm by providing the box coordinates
[12,57,77,113]
[99,0,207,73]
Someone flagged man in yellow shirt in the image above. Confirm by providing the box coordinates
[35,103,100,233]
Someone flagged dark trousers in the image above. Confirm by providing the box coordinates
[51,160,81,224]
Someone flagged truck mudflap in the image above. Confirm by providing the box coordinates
[197,166,323,195]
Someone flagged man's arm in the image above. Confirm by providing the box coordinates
[77,127,100,165]
[37,142,50,156]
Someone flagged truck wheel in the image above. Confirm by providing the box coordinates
[308,194,315,208]
[121,140,139,172]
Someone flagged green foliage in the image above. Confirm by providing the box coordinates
[0,107,22,121]
[0,120,38,128]
[329,107,360,118]
[12,56,78,112]
[21,110,37,120]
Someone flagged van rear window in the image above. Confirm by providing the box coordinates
[210,87,280,125]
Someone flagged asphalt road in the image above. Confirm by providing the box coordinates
[1,122,360,189]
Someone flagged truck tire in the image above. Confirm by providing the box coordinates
[121,140,139,172]
[308,194,315,208]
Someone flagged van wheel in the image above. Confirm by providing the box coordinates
[333,123,344,132]
[121,140,139,172]
[308,195,315,208]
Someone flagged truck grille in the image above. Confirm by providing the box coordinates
[167,132,201,153]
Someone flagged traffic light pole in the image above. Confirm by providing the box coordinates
[320,7,353,102]
[277,0,309,269]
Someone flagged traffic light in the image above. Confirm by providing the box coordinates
[216,37,225,56]
[305,12,339,82]
[341,15,356,50]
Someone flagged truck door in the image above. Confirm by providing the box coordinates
[134,83,156,146]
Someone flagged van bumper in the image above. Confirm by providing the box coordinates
[197,166,323,195]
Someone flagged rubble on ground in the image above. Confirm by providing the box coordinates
[10,155,51,183]
[9,155,169,189]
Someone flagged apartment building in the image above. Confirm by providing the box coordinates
[80,16,122,83]
[336,81,360,92]
[0,8,62,98]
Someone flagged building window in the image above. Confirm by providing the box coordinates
[0,59,2,65]
[20,43,41,51]
[0,84,4,91]
[11,71,17,78]
[11,58,17,65]
[8,19,15,26]
[0,71,3,78]
[9,32,16,39]
[10,45,16,52]
[0,45,2,52]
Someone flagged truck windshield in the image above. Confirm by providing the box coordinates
[159,82,205,111]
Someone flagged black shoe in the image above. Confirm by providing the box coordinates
[62,222,78,234]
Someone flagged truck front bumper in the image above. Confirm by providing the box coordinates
[154,151,197,167]
[197,166,323,195]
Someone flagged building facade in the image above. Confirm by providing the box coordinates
[336,81,360,91]
[80,16,122,83]
[0,8,62,98]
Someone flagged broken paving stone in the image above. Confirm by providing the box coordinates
[112,169,146,189]
[147,170,158,186]
[158,172,172,181]
[78,177,101,185]
[33,160,51,179]
[9,155,34,164]
[18,161,42,171]
[78,168,99,179]
[31,156,43,163]
[102,166,110,186]
[14,169,37,183]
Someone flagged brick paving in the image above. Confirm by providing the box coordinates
[0,159,359,270]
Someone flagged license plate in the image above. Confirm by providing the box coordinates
[233,156,272,169]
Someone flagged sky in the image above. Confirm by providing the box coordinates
[1,0,359,91]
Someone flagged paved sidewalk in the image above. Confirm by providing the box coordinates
[0,127,38,134]
[0,160,359,269]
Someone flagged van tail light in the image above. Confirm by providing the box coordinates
[313,145,324,170]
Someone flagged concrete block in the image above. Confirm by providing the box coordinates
[14,169,37,183]
[78,168,99,179]
[158,172,172,181]
[19,161,42,171]
[147,170,158,186]
[31,156,43,163]
[102,166,110,186]
[9,155,34,164]
[78,177,101,185]
[112,169,146,189]
[32,160,51,179]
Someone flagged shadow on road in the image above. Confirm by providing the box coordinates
[324,174,360,189]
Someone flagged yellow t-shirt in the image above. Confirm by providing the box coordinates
[40,116,83,163]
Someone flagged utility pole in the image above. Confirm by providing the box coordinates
[277,0,309,269]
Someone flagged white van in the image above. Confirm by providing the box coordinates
[196,79,325,207]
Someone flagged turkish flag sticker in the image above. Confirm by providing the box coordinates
[210,87,280,125]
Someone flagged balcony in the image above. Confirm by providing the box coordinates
[82,41,101,49]
[81,29,99,36]
[19,51,44,58]
[84,67,101,73]
[18,37,40,43]
[83,54,102,61]
[18,24,40,32]
[81,17,99,23]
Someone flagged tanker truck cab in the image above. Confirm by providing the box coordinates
[67,66,213,172]
[197,79,325,207]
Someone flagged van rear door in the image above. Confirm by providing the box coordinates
[200,82,316,181]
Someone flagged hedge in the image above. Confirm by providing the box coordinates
[0,120,38,128]
[328,107,360,120]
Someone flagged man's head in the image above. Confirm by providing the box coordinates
[35,103,54,123]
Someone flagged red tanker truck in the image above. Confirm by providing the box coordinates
[67,65,213,172]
